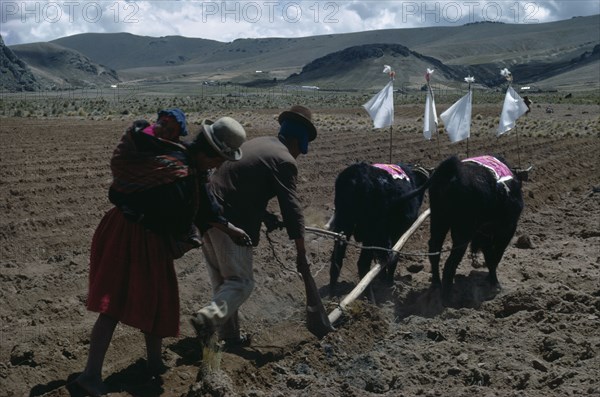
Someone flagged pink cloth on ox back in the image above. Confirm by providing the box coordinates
[373,163,410,181]
[462,155,513,183]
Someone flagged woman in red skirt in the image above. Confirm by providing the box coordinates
[76,111,250,396]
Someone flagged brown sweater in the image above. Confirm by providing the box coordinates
[208,136,305,245]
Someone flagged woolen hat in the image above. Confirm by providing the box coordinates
[202,117,246,161]
[278,105,317,142]
[158,108,188,136]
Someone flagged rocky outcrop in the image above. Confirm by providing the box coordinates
[0,35,41,92]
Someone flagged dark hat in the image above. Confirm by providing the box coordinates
[158,108,188,136]
[278,105,317,142]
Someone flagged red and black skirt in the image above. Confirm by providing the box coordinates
[86,208,180,337]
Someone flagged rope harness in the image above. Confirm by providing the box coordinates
[263,223,470,280]
[264,230,329,278]
[304,226,469,257]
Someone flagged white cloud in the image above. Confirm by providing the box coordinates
[1,0,598,46]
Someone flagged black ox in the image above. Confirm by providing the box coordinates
[408,155,524,303]
[326,162,429,293]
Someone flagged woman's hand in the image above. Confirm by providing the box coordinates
[226,224,252,246]
[208,221,252,246]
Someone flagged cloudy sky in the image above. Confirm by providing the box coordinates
[2,0,599,46]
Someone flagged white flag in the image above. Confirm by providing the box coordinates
[423,87,438,140]
[440,90,472,143]
[497,86,529,136]
[363,80,394,129]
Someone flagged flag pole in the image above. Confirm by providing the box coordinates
[389,125,393,163]
[427,80,441,159]
[362,65,395,154]
[515,124,522,169]
[506,78,522,168]
[466,82,471,158]
[436,129,441,159]
[505,72,523,169]
[389,71,395,164]
[466,136,470,158]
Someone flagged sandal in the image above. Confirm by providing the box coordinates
[190,314,215,345]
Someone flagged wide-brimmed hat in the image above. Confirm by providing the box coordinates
[202,117,246,161]
[158,108,188,136]
[278,105,317,142]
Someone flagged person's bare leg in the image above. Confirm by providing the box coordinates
[144,333,165,376]
[76,313,117,396]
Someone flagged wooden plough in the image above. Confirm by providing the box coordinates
[327,208,431,325]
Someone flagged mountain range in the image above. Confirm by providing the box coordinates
[1,14,598,92]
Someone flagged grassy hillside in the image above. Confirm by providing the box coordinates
[52,33,223,70]
[5,15,600,92]
[11,42,119,88]
[51,16,599,70]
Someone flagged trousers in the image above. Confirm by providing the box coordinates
[198,227,254,339]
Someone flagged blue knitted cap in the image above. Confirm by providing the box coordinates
[158,108,188,136]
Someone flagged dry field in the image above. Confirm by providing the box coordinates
[1,101,599,396]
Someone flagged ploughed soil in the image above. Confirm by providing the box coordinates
[1,103,599,397]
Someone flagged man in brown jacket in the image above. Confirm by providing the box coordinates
[192,105,331,347]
